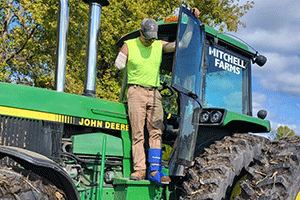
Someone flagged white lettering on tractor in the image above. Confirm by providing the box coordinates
[209,46,245,75]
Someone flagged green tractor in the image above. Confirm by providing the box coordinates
[1,0,300,199]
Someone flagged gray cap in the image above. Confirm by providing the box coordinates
[141,18,158,40]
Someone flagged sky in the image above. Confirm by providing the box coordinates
[232,0,300,136]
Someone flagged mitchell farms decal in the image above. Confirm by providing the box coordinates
[208,46,247,75]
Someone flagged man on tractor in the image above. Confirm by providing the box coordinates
[115,8,200,184]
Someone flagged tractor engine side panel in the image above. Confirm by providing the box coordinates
[0,115,63,164]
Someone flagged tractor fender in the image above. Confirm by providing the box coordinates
[0,145,79,200]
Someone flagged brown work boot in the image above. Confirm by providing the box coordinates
[130,170,146,181]
[150,171,171,183]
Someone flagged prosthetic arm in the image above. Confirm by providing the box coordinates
[115,51,127,70]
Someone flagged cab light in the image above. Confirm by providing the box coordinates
[210,110,223,123]
[200,111,210,123]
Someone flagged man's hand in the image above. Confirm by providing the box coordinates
[191,7,200,18]
[162,7,200,53]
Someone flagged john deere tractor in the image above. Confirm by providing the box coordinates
[1,0,300,199]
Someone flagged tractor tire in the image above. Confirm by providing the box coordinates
[179,133,269,200]
[0,166,66,200]
[233,136,300,200]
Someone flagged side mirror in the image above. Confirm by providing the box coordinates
[257,110,267,119]
[253,54,267,67]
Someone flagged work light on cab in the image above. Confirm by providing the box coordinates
[210,110,223,123]
[200,111,210,123]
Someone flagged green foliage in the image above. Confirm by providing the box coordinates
[190,0,254,32]
[160,74,178,114]
[1,0,254,101]
[162,144,173,161]
[0,0,58,87]
[271,126,296,140]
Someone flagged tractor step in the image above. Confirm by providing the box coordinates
[113,177,167,200]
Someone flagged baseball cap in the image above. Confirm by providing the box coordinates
[141,18,158,40]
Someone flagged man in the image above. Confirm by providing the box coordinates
[115,8,200,184]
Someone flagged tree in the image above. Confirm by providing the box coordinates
[0,0,59,87]
[190,0,254,32]
[271,126,296,140]
[0,0,254,101]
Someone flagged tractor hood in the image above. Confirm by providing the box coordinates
[0,82,129,132]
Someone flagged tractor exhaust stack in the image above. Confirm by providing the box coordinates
[83,0,109,97]
[55,0,69,92]
[55,0,109,94]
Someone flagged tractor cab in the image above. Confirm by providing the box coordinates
[117,5,270,177]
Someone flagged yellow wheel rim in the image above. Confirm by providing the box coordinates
[296,191,300,200]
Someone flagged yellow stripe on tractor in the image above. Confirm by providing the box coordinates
[0,105,59,122]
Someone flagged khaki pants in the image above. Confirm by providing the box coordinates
[127,85,164,171]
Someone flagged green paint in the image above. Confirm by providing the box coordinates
[223,110,271,132]
[99,135,107,200]
[204,26,251,53]
[121,131,132,178]
[72,133,123,157]
[0,82,128,124]
[113,178,164,200]
[78,187,116,200]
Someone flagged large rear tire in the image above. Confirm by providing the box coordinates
[0,166,66,200]
[233,136,300,200]
[179,133,269,200]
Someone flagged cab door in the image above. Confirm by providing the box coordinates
[169,5,206,176]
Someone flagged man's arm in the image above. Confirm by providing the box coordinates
[162,7,200,53]
[162,41,176,53]
[115,43,128,70]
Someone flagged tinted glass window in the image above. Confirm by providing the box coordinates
[204,45,251,114]
[169,6,205,169]
[172,13,203,98]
